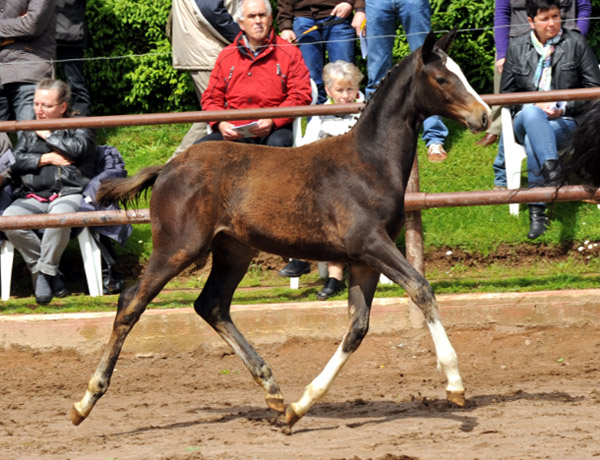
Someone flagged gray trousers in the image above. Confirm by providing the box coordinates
[3,194,82,276]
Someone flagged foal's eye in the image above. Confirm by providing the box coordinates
[435,77,447,85]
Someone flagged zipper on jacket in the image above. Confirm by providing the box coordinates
[277,63,286,91]
[224,65,235,108]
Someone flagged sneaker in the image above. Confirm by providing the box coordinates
[35,273,53,305]
[278,259,311,278]
[316,277,345,300]
[427,144,447,162]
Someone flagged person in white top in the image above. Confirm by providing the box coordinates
[303,60,364,300]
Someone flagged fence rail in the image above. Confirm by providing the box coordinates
[0,185,598,230]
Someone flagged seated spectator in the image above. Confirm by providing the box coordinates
[499,0,600,240]
[294,60,364,300]
[490,0,591,183]
[197,0,312,147]
[2,78,97,304]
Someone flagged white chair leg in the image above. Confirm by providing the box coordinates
[1,240,15,301]
[77,228,103,297]
[379,274,393,285]
[501,107,527,216]
[317,262,328,279]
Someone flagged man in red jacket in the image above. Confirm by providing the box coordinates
[198,0,312,147]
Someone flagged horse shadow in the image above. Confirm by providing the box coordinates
[110,389,583,437]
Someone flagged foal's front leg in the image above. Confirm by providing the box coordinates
[283,264,380,429]
[363,237,465,406]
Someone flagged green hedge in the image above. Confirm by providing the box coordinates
[83,0,600,115]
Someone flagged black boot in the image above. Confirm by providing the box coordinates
[278,259,311,277]
[527,204,549,239]
[542,159,562,187]
[316,277,345,300]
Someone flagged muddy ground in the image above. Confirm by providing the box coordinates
[1,323,599,460]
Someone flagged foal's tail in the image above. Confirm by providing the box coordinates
[561,100,600,187]
[96,165,164,208]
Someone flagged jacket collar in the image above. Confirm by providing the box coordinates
[235,28,276,60]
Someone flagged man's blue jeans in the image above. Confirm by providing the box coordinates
[513,105,576,188]
[293,16,356,104]
[365,0,447,146]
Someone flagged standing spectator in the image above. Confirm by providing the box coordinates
[168,0,241,160]
[0,0,56,124]
[490,0,591,187]
[55,0,91,116]
[197,0,312,146]
[2,78,97,304]
[365,0,449,162]
[500,0,600,239]
[277,1,365,104]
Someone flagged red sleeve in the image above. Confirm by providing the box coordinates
[201,53,229,130]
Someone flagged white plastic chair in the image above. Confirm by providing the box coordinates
[501,107,527,215]
[0,227,103,300]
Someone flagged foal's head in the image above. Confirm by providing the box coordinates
[417,30,491,133]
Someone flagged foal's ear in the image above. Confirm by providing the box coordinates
[421,31,436,61]
[435,28,457,53]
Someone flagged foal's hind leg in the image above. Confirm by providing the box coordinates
[194,237,285,412]
[361,235,465,406]
[284,263,380,429]
[70,248,202,425]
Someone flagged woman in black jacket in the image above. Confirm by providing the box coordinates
[3,78,96,304]
[499,0,600,239]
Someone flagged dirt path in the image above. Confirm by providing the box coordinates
[1,322,599,460]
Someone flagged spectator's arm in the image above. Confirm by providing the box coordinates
[271,49,312,129]
[0,0,56,39]
[201,59,230,130]
[575,0,592,36]
[494,0,511,61]
[44,128,96,162]
[196,0,240,43]
[276,0,295,32]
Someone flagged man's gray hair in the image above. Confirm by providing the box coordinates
[234,0,272,22]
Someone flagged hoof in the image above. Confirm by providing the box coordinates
[284,404,300,428]
[266,395,285,413]
[69,404,86,426]
[446,390,466,407]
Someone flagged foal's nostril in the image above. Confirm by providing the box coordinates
[482,112,489,129]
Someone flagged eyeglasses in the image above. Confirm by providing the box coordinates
[33,102,61,110]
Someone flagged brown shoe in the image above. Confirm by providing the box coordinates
[476,133,498,147]
[427,144,447,162]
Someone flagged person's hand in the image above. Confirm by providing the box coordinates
[249,119,274,137]
[38,152,72,167]
[36,130,52,140]
[537,102,563,119]
[280,29,296,43]
[495,58,505,74]
[352,11,366,36]
[218,122,244,141]
[331,2,352,18]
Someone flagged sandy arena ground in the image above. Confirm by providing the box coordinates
[1,293,600,460]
